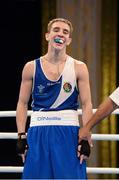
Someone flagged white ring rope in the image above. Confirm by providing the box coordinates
[0,133,119,141]
[0,110,119,174]
[0,166,119,174]
[0,108,119,117]
[87,167,119,174]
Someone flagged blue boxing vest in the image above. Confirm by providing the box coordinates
[31,56,79,111]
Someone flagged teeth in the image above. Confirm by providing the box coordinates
[54,38,63,44]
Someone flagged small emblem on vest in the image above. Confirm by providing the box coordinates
[38,85,45,94]
[63,82,72,93]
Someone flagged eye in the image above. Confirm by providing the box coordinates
[63,29,70,35]
[53,27,60,32]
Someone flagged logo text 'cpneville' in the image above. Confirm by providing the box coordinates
[37,116,61,121]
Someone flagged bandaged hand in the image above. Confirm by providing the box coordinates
[79,140,90,156]
[77,140,91,164]
[16,132,28,162]
[78,126,93,147]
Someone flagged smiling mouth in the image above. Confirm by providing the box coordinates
[54,38,64,44]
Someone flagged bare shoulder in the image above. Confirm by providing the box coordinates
[22,60,34,78]
[74,59,85,65]
[24,60,34,69]
[23,60,34,71]
[75,59,89,79]
[74,59,88,71]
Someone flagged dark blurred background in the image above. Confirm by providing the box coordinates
[0,0,42,178]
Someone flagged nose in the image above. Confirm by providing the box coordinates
[57,30,64,37]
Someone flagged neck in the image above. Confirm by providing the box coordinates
[46,46,67,62]
[44,52,67,64]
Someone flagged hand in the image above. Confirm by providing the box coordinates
[78,126,93,146]
[77,140,91,164]
[16,133,28,163]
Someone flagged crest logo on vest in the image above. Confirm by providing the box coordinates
[63,82,72,93]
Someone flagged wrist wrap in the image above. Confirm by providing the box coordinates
[16,132,28,154]
[79,140,90,157]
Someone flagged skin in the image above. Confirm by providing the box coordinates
[78,97,118,145]
[16,20,93,163]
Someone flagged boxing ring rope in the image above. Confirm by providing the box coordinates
[0,132,119,141]
[0,166,119,174]
[0,109,119,174]
[0,108,119,117]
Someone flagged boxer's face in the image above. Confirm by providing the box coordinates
[45,21,72,49]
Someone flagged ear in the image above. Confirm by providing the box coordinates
[45,33,49,41]
[67,38,72,46]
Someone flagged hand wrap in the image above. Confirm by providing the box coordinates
[16,132,28,155]
[79,140,90,157]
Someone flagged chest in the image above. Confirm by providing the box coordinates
[41,61,66,81]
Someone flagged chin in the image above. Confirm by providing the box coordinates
[54,45,63,50]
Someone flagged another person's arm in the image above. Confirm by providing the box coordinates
[85,98,117,130]
[79,87,119,142]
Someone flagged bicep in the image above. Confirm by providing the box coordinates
[18,63,33,105]
[19,79,32,105]
[77,64,92,105]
